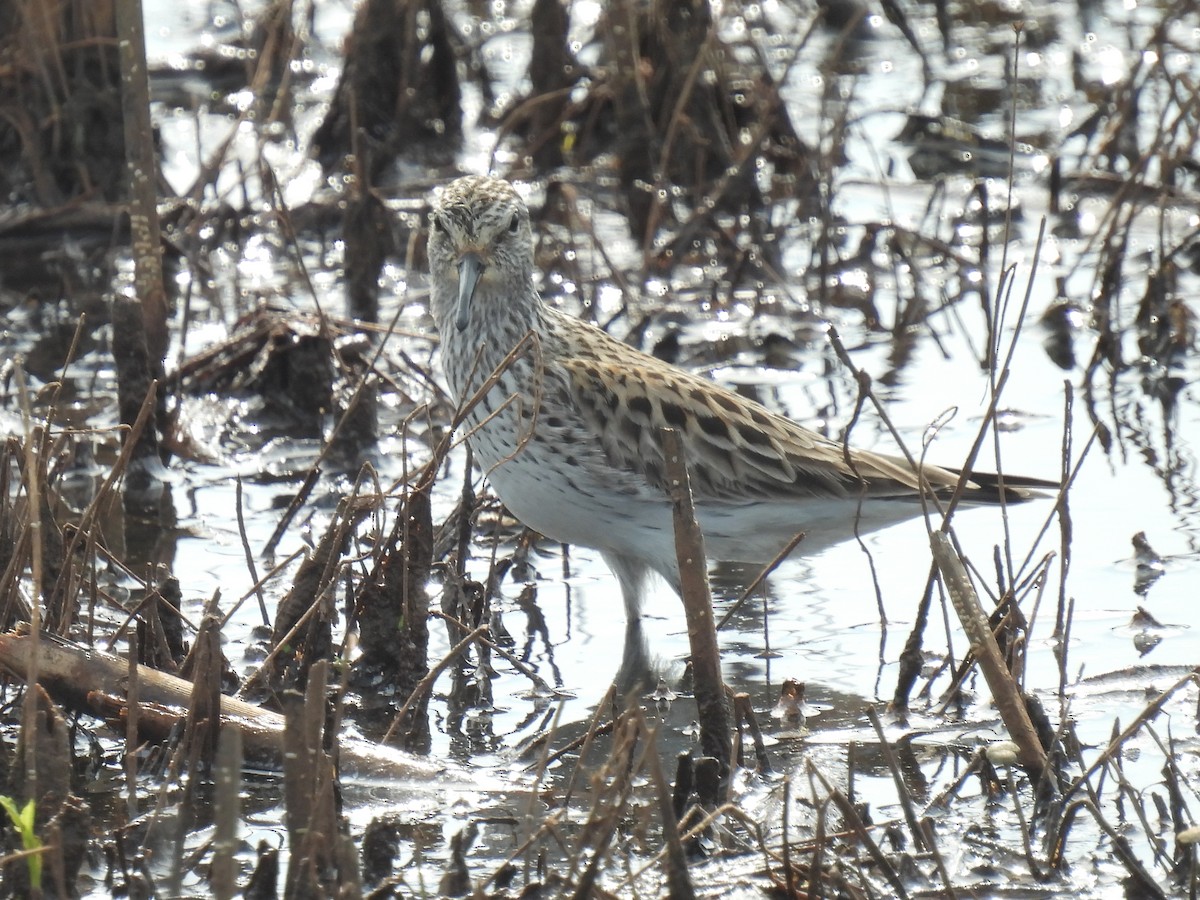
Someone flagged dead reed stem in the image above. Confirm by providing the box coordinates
[13,360,44,804]
[639,709,696,900]
[115,0,168,371]
[661,426,731,777]
[930,532,1048,775]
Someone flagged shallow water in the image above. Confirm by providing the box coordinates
[4,0,1200,896]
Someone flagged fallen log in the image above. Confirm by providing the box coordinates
[0,630,466,785]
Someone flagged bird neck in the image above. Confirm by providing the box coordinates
[438,277,548,369]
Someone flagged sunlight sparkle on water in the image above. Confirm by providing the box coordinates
[572,1,602,27]
[230,89,256,113]
[645,279,670,299]
[837,269,871,293]
[1096,43,1128,85]
[239,235,282,286]
[595,283,626,317]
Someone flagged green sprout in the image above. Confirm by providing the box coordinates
[0,794,42,890]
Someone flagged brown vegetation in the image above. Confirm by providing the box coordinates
[0,0,1197,896]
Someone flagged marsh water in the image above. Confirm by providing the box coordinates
[2,0,1199,896]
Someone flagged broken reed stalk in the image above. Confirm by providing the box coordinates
[216,549,305,630]
[567,714,639,892]
[13,361,43,805]
[116,0,167,357]
[638,709,697,900]
[235,476,270,626]
[714,530,805,631]
[863,706,927,853]
[282,659,346,894]
[1049,798,1168,898]
[115,0,168,417]
[1060,667,1199,806]
[182,612,224,770]
[210,728,243,900]
[125,640,140,818]
[929,532,1047,775]
[110,302,163,494]
[433,609,556,696]
[381,623,489,745]
[660,427,731,777]
[557,684,617,804]
[732,692,771,773]
[807,761,910,899]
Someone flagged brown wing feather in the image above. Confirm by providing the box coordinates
[560,348,962,504]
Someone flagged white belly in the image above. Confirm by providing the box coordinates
[485,447,677,565]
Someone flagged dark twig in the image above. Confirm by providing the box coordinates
[236,476,270,627]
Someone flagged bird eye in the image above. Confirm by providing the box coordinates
[507,213,520,234]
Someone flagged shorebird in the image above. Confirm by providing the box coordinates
[428,175,1047,622]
